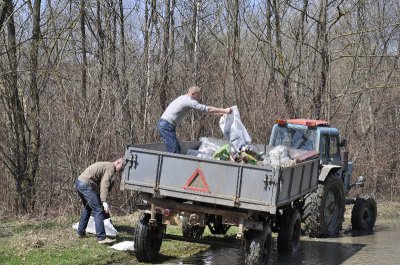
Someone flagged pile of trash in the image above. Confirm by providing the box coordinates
[191,139,263,165]
[186,106,317,168]
[262,145,296,168]
[188,138,298,168]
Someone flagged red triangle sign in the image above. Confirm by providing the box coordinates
[183,168,210,193]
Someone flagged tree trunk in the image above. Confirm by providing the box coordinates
[190,1,200,139]
[160,0,170,111]
[169,0,176,72]
[227,0,241,108]
[313,0,328,119]
[118,0,133,143]
[0,1,7,30]
[26,0,42,212]
[265,0,275,100]
[80,0,87,101]
[192,0,199,84]
[4,0,27,214]
[96,0,105,103]
[273,0,295,117]
[0,0,42,214]
[142,0,156,142]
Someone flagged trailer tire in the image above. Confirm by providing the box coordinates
[244,224,272,265]
[303,176,345,237]
[351,197,377,232]
[182,216,205,239]
[277,208,301,252]
[134,213,164,262]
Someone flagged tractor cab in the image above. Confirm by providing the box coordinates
[269,119,343,167]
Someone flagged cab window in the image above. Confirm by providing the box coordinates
[329,136,339,157]
[272,127,316,151]
[319,135,328,158]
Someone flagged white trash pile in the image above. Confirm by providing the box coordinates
[262,145,296,168]
[72,217,134,251]
[72,216,118,237]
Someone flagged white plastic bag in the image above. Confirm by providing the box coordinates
[264,145,295,168]
[110,241,134,251]
[198,137,221,156]
[187,149,213,160]
[219,106,251,150]
[72,216,118,237]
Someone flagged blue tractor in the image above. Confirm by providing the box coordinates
[269,119,377,237]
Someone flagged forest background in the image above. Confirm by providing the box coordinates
[0,0,399,218]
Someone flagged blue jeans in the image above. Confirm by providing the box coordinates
[75,180,106,240]
[157,119,181,153]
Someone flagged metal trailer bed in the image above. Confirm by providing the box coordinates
[122,140,319,214]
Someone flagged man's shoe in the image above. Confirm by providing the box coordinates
[77,233,86,239]
[98,238,116,244]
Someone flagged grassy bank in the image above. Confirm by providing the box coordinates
[0,201,398,265]
[0,213,224,265]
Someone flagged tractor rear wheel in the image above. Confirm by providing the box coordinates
[303,176,345,237]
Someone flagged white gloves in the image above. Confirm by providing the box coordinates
[102,202,109,213]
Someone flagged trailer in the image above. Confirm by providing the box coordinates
[121,139,320,264]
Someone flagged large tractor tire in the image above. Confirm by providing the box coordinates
[277,208,301,252]
[182,216,205,239]
[244,224,272,265]
[303,176,346,237]
[351,196,377,232]
[134,213,164,262]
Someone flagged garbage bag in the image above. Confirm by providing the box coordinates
[219,106,251,150]
[72,216,118,237]
[198,137,221,157]
[187,149,213,160]
[263,145,295,168]
[110,241,134,251]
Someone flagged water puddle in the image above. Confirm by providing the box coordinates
[175,219,400,265]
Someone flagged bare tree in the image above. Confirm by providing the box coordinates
[0,0,42,214]
[160,0,171,110]
[80,0,87,101]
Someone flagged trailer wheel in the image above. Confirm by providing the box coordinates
[277,208,301,252]
[303,176,345,237]
[134,213,164,262]
[351,197,377,232]
[182,216,205,239]
[244,224,272,265]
